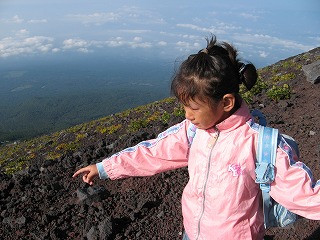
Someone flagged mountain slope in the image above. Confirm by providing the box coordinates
[0,47,319,239]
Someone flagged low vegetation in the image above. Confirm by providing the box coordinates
[0,49,317,174]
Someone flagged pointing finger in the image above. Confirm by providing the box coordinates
[72,167,89,178]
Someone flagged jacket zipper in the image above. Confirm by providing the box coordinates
[196,127,220,240]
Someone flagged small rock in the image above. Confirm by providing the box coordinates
[136,230,142,238]
[86,226,98,240]
[309,131,316,136]
[76,188,89,202]
[98,217,113,239]
[2,217,13,226]
[15,216,26,225]
[157,211,164,218]
[105,143,114,150]
[73,151,82,159]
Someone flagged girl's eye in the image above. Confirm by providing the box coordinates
[183,104,199,111]
[184,105,197,111]
[189,104,200,110]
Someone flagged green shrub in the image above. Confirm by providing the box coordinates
[4,157,27,174]
[55,142,80,152]
[75,133,87,142]
[161,111,171,124]
[240,77,268,103]
[45,152,62,160]
[173,106,185,117]
[271,73,296,83]
[147,111,161,122]
[266,84,291,101]
[96,124,122,134]
[128,119,149,132]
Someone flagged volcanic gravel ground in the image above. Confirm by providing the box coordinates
[0,48,319,239]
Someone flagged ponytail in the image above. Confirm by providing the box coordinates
[238,62,258,90]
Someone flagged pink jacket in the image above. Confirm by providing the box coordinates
[97,102,320,240]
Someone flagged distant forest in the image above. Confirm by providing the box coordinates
[0,89,169,143]
[0,55,173,143]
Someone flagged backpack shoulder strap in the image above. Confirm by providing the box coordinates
[252,109,267,126]
[255,125,279,228]
[256,125,278,191]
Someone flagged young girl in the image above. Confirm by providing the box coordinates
[73,35,320,239]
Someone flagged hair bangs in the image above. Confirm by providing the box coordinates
[171,74,211,106]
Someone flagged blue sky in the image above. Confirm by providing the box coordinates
[0,0,319,67]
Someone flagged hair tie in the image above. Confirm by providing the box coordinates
[238,63,247,84]
[200,48,208,54]
[239,63,246,75]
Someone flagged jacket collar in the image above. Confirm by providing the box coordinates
[212,100,251,133]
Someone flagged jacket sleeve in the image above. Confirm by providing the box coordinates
[96,120,190,180]
[270,137,320,220]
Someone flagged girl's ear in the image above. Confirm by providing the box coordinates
[222,94,236,112]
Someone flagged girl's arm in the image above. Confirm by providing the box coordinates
[97,120,191,180]
[270,138,320,220]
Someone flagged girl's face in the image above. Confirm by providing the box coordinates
[183,98,228,130]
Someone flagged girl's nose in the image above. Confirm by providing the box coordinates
[185,109,194,121]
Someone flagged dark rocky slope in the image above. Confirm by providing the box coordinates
[0,47,319,240]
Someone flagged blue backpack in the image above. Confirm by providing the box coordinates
[187,110,300,228]
[252,110,299,228]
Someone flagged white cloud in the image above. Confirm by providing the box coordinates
[38,45,52,53]
[0,33,54,58]
[240,13,259,21]
[78,47,90,53]
[0,15,24,24]
[106,41,122,47]
[62,36,152,51]
[215,22,240,31]
[176,22,240,35]
[67,12,119,26]
[28,19,48,24]
[175,41,197,52]
[193,42,201,48]
[176,23,212,32]
[11,15,24,24]
[176,41,189,47]
[158,41,167,46]
[129,42,152,49]
[133,37,142,42]
[233,34,315,52]
[259,51,269,58]
[63,38,89,49]
[181,34,202,40]
[62,38,93,52]
[105,38,124,47]
[118,29,151,34]
[106,37,152,49]
[15,29,30,38]
[52,48,60,53]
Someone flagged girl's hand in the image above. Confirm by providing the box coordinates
[72,164,98,185]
